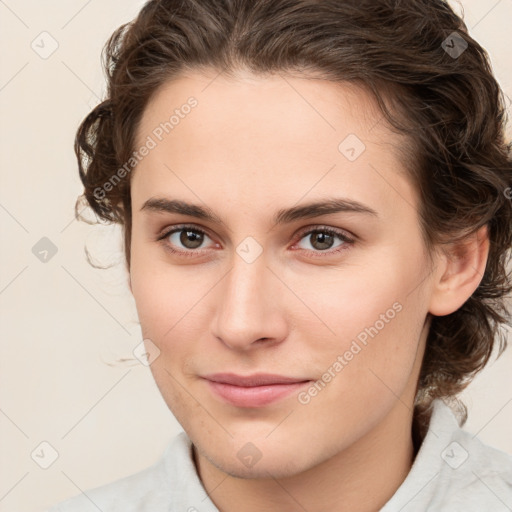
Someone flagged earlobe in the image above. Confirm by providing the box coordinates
[428,225,490,317]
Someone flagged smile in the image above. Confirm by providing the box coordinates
[201,373,312,407]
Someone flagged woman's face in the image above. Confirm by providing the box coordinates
[129,70,439,478]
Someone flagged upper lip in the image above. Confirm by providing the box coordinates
[202,373,311,387]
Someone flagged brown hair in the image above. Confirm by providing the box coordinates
[75,0,512,438]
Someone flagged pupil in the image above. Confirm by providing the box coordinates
[313,232,333,250]
[181,230,203,249]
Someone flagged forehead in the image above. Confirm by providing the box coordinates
[136,69,391,153]
[132,70,417,222]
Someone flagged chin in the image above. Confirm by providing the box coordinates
[192,432,323,480]
[205,449,312,480]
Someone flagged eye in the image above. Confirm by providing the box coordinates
[157,224,354,259]
[158,225,216,256]
[292,226,354,256]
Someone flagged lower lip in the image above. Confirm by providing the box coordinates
[205,380,311,407]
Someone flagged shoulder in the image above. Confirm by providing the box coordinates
[431,418,512,510]
[382,399,512,511]
[45,431,212,512]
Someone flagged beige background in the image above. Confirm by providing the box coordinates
[0,1,511,511]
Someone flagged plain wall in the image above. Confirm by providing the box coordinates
[0,1,511,511]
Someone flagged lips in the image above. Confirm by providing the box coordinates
[202,373,312,407]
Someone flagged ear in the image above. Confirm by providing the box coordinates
[428,224,490,317]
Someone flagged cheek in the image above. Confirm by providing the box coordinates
[129,250,217,374]
[130,224,429,369]
[130,259,205,414]
[291,250,422,342]
[130,235,195,330]
[130,269,172,337]
[292,243,428,384]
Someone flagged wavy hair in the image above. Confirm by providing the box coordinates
[74,0,512,440]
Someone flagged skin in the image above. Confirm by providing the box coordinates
[128,69,489,512]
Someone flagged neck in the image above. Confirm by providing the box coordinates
[194,401,416,512]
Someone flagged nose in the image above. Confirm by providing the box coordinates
[211,251,288,351]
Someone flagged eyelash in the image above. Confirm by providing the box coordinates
[156,224,355,259]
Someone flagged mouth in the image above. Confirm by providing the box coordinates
[201,373,312,408]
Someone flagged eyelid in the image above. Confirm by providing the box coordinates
[156,223,213,242]
[157,223,355,256]
[293,224,355,243]
[156,223,218,253]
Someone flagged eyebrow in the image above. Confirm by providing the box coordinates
[140,197,378,227]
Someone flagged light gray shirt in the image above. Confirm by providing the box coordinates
[47,399,512,511]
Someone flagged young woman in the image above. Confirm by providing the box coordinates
[48,0,512,510]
